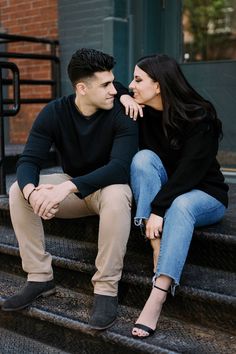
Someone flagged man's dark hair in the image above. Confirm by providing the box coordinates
[67,48,115,87]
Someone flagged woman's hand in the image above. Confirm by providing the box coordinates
[120,94,144,120]
[145,213,163,239]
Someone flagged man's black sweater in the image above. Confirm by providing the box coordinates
[139,107,229,217]
[17,95,138,198]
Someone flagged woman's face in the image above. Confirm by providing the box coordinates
[129,65,161,108]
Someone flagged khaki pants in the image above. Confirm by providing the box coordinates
[9,174,132,296]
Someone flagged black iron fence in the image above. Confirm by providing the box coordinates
[0,33,60,196]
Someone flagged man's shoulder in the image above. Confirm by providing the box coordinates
[47,94,74,110]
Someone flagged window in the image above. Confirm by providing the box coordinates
[182,0,236,62]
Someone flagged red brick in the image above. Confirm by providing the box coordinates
[0,0,59,144]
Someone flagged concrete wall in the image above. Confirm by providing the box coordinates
[58,0,115,95]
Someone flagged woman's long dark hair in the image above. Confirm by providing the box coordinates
[136,54,223,141]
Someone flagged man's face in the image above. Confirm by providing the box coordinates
[82,71,117,111]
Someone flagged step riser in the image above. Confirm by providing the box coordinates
[165,295,236,335]
[0,209,235,272]
[4,152,58,174]
[0,252,234,334]
[186,236,236,272]
[0,311,142,354]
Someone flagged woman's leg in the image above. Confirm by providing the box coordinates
[131,150,168,270]
[130,150,168,225]
[132,190,226,338]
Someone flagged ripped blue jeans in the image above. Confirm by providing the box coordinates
[130,149,226,295]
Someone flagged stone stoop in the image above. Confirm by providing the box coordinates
[0,173,235,353]
[4,144,59,175]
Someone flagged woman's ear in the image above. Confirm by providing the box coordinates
[156,83,161,96]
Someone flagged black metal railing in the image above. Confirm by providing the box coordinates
[0,61,20,195]
[0,33,60,196]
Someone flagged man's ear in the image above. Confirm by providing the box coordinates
[75,82,87,96]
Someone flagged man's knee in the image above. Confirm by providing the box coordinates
[100,184,132,212]
[9,181,22,203]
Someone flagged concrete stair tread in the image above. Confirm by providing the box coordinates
[5,144,24,156]
[0,224,235,301]
[0,327,69,354]
[1,184,236,240]
[0,270,235,354]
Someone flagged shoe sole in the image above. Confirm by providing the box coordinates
[1,288,56,312]
[88,317,116,330]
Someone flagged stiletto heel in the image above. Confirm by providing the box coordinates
[132,285,170,339]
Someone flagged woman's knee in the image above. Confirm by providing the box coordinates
[166,194,195,221]
[131,149,160,173]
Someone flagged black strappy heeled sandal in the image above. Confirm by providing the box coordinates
[132,285,169,339]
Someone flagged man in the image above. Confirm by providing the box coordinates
[1,48,138,330]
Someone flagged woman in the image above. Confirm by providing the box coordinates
[120,54,228,339]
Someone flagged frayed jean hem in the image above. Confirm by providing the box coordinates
[152,273,179,296]
[134,217,148,226]
[134,217,148,238]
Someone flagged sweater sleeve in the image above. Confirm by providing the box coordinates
[16,103,54,191]
[151,120,219,217]
[72,110,138,198]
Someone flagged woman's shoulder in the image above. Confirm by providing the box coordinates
[185,107,216,134]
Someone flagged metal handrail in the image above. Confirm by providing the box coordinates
[0,61,20,195]
[0,33,59,45]
[0,33,61,100]
[0,52,59,61]
[0,33,60,196]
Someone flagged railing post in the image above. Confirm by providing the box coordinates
[0,62,20,197]
[50,42,61,99]
[0,65,6,195]
[0,33,60,197]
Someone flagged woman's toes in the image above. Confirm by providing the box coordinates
[138,329,149,337]
[132,327,139,336]
[132,327,148,337]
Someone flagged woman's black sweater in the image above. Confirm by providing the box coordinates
[138,106,229,217]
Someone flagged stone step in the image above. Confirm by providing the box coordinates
[1,194,235,272]
[0,225,235,334]
[3,144,59,174]
[0,271,235,354]
[0,327,69,354]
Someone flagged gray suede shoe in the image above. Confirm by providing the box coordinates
[88,294,118,330]
[1,280,56,311]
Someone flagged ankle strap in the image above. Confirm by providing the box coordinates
[153,285,170,293]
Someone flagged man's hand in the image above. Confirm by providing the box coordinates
[120,94,144,120]
[27,181,77,220]
[145,213,163,239]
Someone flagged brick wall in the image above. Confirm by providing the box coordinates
[0,0,59,143]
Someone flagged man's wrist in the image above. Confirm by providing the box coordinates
[62,180,78,194]
[23,184,36,200]
[27,188,36,204]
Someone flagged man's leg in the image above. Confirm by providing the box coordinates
[88,184,132,329]
[2,174,95,311]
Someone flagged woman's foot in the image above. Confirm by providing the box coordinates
[132,285,168,339]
